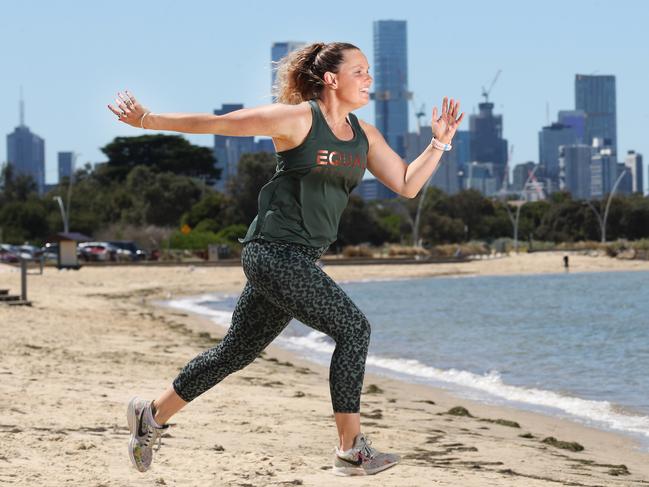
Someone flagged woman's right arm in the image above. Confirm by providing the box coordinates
[107,90,305,139]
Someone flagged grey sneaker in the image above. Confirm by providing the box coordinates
[333,433,400,476]
[127,397,169,472]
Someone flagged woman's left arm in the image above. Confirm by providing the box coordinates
[362,97,464,199]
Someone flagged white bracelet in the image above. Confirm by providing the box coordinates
[430,137,452,151]
[140,111,151,129]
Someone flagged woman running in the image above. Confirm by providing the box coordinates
[108,41,464,477]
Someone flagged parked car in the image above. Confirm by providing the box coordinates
[15,244,40,261]
[78,242,120,262]
[0,244,20,263]
[40,243,59,262]
[108,241,148,261]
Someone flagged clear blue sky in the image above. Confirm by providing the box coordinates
[2,0,647,185]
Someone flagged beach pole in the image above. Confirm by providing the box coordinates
[21,259,27,301]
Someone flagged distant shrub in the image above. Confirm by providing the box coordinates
[194,219,221,233]
[528,240,562,251]
[556,241,606,251]
[431,241,490,258]
[386,245,429,257]
[167,230,220,250]
[342,245,374,258]
[214,224,248,244]
[163,224,247,258]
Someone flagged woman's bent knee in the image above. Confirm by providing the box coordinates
[332,313,371,347]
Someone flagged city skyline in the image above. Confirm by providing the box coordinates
[2,1,648,188]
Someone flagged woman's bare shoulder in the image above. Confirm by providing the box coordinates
[272,101,314,151]
[357,118,381,143]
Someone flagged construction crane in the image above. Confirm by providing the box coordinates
[409,98,427,134]
[410,99,426,134]
[415,103,426,133]
[481,69,502,103]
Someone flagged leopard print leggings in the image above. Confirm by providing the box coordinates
[172,239,371,413]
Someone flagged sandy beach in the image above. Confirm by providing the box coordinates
[1,251,649,486]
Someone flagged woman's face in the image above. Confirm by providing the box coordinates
[330,49,372,108]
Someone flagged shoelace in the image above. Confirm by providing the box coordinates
[359,436,376,460]
[142,426,165,451]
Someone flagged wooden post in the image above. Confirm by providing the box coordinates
[21,259,27,301]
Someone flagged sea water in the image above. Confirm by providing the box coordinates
[166,270,649,447]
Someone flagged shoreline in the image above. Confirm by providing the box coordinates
[160,288,649,451]
[2,252,649,485]
[154,301,649,482]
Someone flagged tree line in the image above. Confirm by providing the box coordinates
[2,134,649,250]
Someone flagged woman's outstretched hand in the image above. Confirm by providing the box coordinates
[431,97,464,144]
[107,90,150,128]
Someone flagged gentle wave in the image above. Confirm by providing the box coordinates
[335,276,413,284]
[164,294,234,329]
[164,294,649,443]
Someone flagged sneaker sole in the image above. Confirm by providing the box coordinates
[126,397,147,473]
[332,460,399,476]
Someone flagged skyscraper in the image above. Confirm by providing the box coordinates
[271,41,306,101]
[372,20,409,158]
[352,178,398,201]
[213,104,254,191]
[452,130,471,175]
[253,138,275,153]
[463,161,499,196]
[590,139,617,198]
[624,150,644,194]
[58,151,74,182]
[405,126,459,194]
[538,122,577,182]
[575,74,617,153]
[469,102,508,193]
[6,93,45,194]
[616,163,632,196]
[558,109,586,143]
[559,144,592,200]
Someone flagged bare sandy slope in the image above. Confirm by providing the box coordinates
[1,252,648,486]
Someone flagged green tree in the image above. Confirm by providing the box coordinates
[182,192,232,230]
[99,134,220,182]
[0,200,49,243]
[520,200,551,241]
[623,195,649,240]
[374,199,414,244]
[485,202,514,241]
[51,169,122,237]
[376,214,404,242]
[126,166,203,227]
[0,164,38,203]
[420,212,465,243]
[536,199,588,242]
[603,197,629,241]
[215,224,248,244]
[412,187,464,244]
[444,189,494,240]
[226,152,277,223]
[337,195,387,246]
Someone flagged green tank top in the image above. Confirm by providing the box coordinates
[240,99,369,248]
